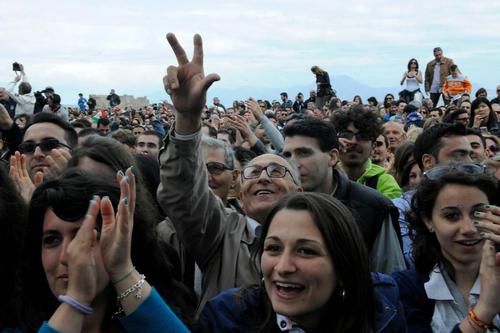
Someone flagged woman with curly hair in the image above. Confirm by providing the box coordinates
[393,165,500,332]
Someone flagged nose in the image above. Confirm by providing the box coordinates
[274,251,297,275]
[461,216,479,235]
[33,145,45,157]
[59,239,70,267]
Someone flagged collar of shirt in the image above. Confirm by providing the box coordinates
[246,216,261,236]
[276,314,306,333]
[425,265,480,301]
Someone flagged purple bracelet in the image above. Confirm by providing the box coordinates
[57,295,93,315]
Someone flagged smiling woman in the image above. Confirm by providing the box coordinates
[393,167,500,332]
[199,192,406,332]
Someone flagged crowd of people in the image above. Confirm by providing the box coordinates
[0,33,499,333]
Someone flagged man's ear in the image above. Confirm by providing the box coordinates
[328,148,339,167]
[422,154,436,171]
[232,169,240,182]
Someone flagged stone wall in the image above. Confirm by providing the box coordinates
[90,94,150,109]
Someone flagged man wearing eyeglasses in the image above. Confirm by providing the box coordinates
[157,33,303,314]
[332,106,402,199]
[19,113,76,180]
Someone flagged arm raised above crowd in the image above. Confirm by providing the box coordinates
[158,33,238,269]
[163,33,220,134]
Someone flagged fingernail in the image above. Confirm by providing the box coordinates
[480,232,487,237]
[484,204,491,209]
[474,211,484,217]
[123,197,129,205]
[103,195,110,201]
[118,170,125,177]
[171,82,178,89]
[130,165,136,175]
[93,195,100,200]
[124,176,130,184]
[473,221,480,225]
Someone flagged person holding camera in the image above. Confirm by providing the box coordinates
[4,63,35,116]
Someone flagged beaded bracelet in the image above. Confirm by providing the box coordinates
[468,308,494,330]
[113,274,146,318]
[58,295,93,315]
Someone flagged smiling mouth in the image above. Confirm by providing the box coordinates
[254,189,275,196]
[456,239,482,246]
[275,282,306,297]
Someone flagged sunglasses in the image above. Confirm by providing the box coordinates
[206,161,232,175]
[488,145,499,153]
[337,130,372,142]
[18,139,71,154]
[374,141,385,147]
[423,163,486,180]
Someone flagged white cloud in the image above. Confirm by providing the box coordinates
[1,0,499,104]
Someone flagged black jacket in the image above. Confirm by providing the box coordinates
[332,169,402,252]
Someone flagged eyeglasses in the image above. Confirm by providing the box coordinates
[487,145,499,153]
[423,163,486,180]
[337,130,372,142]
[206,161,232,175]
[374,141,385,147]
[18,139,71,154]
[242,163,294,181]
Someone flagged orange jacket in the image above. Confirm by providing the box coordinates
[442,74,472,97]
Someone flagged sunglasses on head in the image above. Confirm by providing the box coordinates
[18,138,71,154]
[423,163,486,180]
[488,145,499,153]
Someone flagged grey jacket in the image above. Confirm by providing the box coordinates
[157,131,261,315]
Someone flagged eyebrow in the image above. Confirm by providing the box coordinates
[265,235,322,245]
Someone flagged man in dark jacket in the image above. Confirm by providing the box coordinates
[106,89,121,109]
[282,118,405,273]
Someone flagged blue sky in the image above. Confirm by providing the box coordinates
[2,0,499,105]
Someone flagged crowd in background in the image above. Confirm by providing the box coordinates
[0,36,499,333]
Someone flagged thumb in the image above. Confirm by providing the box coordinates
[34,171,44,186]
[200,73,220,93]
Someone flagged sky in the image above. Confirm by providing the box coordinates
[2,0,500,106]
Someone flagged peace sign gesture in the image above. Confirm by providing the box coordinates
[164,33,220,134]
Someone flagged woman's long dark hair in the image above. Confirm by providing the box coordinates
[17,169,197,332]
[0,165,28,328]
[409,171,498,276]
[469,97,498,131]
[249,192,376,333]
[407,58,419,71]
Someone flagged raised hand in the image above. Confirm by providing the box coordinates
[246,98,264,122]
[471,205,500,322]
[66,197,101,306]
[9,151,43,203]
[42,148,72,181]
[99,167,136,281]
[163,33,220,134]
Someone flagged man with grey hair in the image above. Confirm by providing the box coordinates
[201,136,239,206]
[3,64,35,115]
[425,47,454,107]
[157,33,302,314]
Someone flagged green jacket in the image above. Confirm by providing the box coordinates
[357,160,402,199]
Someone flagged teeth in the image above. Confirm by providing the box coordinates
[256,190,272,195]
[276,282,303,289]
